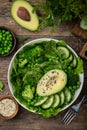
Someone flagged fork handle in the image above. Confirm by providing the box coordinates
[79,95,87,106]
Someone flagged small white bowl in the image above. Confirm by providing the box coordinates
[8,38,84,114]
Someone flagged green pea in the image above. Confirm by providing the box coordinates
[6,31,10,35]
[2,29,5,34]
[3,37,5,40]
[28,64,31,67]
[0,35,2,39]
[50,108,54,112]
[30,101,35,106]
[38,96,42,100]
[1,51,4,55]
[73,86,77,90]
[77,81,80,85]
[49,58,52,61]
[9,34,12,38]
[69,86,72,90]
[5,40,8,44]
[6,37,9,40]
[4,50,8,53]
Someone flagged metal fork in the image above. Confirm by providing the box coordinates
[62,95,87,125]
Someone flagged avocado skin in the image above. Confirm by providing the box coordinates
[11,0,39,31]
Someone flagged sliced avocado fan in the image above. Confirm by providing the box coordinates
[11,0,39,31]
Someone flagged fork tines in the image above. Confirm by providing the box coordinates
[62,109,77,125]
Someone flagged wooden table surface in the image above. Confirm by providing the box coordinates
[0,1,87,130]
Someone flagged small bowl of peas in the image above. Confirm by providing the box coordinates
[0,26,16,56]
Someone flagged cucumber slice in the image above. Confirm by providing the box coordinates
[59,91,65,106]
[64,88,72,103]
[72,55,77,68]
[80,19,87,31]
[34,97,48,106]
[42,96,54,109]
[68,53,73,62]
[57,46,70,59]
[52,94,60,108]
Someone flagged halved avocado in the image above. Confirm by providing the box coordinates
[36,69,67,96]
[11,0,39,31]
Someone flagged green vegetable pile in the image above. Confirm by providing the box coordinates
[10,40,83,118]
[36,0,87,30]
[0,80,4,91]
[0,29,13,55]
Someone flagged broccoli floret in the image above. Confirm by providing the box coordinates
[22,85,34,100]
[67,70,79,86]
[18,59,28,68]
[24,45,43,61]
[0,80,4,91]
[33,46,43,56]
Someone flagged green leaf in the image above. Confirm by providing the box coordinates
[0,80,4,91]
[36,0,87,30]
[75,57,83,74]
[67,70,79,86]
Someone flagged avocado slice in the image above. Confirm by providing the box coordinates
[36,69,67,96]
[11,0,39,31]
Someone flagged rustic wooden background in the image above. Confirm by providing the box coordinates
[0,1,87,130]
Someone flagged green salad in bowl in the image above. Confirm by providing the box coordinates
[8,38,84,118]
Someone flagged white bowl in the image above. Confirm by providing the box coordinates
[8,38,84,115]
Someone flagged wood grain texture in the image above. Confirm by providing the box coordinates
[0,0,74,36]
[0,0,87,130]
[79,42,87,60]
[72,21,87,40]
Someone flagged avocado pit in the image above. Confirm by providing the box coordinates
[17,7,31,21]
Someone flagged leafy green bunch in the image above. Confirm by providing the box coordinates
[36,0,87,30]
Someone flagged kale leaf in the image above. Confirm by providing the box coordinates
[36,0,87,30]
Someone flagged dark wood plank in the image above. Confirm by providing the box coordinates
[0,17,74,36]
[79,42,87,60]
[72,21,87,40]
